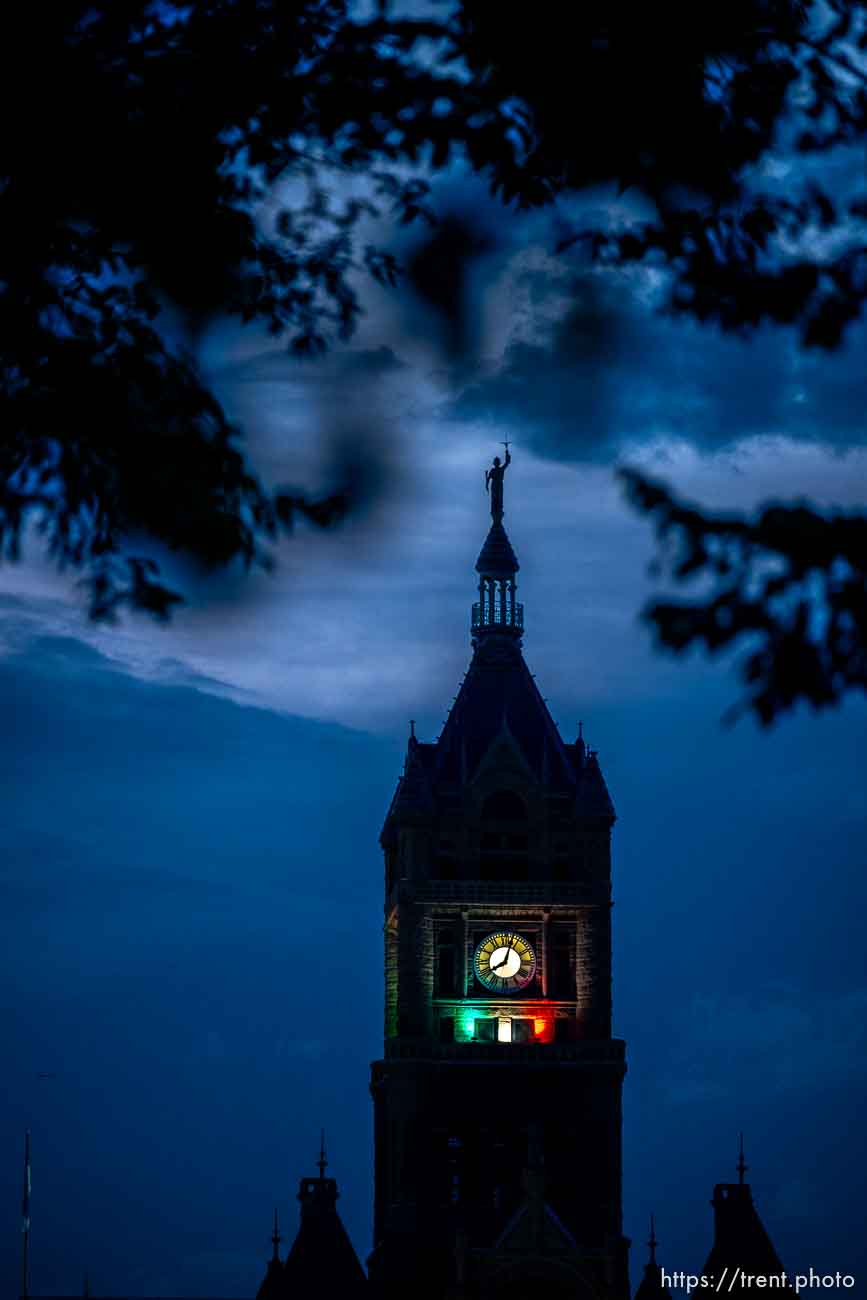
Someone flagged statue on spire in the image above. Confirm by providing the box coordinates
[485,442,511,522]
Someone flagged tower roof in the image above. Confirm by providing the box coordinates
[256,1254,285,1300]
[435,636,613,807]
[388,732,435,819]
[702,1183,793,1285]
[475,519,519,576]
[383,628,615,833]
[701,1145,796,1294]
[635,1260,673,1300]
[283,1181,367,1296]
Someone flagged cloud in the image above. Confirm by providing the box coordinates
[448,267,867,461]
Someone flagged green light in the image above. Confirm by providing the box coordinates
[456,1009,476,1041]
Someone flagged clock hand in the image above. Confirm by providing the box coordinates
[492,949,514,972]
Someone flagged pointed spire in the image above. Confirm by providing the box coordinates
[317,1129,328,1179]
[83,1270,90,1297]
[409,719,416,741]
[256,1201,288,1298]
[635,1212,673,1299]
[737,1132,748,1185]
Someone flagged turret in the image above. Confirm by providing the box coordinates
[256,1134,367,1299]
[700,1137,797,1294]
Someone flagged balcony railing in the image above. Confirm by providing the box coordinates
[472,600,524,633]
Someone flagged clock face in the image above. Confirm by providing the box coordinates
[474,931,536,993]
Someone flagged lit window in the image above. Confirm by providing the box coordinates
[498,1018,512,1043]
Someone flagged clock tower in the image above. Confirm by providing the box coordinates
[369,453,629,1299]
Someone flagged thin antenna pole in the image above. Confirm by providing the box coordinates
[21,1128,32,1299]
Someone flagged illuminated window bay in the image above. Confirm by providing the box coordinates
[447,1007,557,1044]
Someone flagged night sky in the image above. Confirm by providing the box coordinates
[2,176,867,1297]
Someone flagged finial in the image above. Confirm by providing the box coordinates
[271,1206,281,1261]
[737,1132,748,1185]
[578,720,583,741]
[317,1129,328,1179]
[409,719,416,740]
[83,1271,90,1298]
[648,1214,658,1266]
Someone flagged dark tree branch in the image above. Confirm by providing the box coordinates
[619,468,867,723]
[4,0,867,627]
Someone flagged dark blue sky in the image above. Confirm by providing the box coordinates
[2,160,867,1295]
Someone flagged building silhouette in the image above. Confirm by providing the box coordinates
[697,1138,797,1296]
[256,1136,366,1300]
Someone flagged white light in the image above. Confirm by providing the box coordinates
[498,1019,512,1043]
